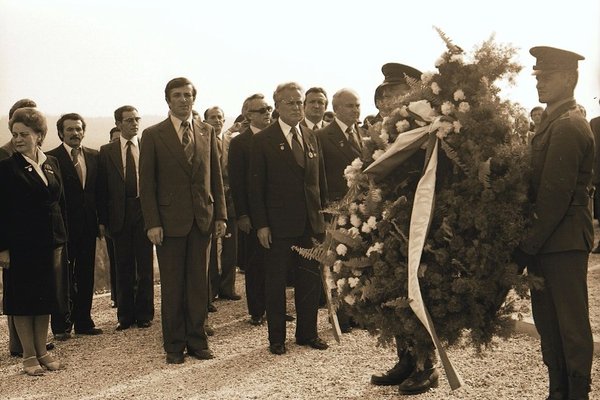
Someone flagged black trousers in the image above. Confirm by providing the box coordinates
[156,224,211,354]
[209,218,238,299]
[68,232,97,332]
[106,236,117,305]
[241,228,266,318]
[529,250,593,399]
[50,245,72,334]
[264,231,321,345]
[112,198,154,325]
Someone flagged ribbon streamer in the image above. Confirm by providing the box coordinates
[365,120,463,390]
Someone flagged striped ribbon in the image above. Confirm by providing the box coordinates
[364,119,463,390]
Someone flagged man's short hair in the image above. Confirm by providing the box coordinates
[114,105,138,123]
[109,127,120,141]
[305,87,328,105]
[242,93,265,116]
[164,77,197,102]
[204,106,224,120]
[9,98,37,119]
[56,113,86,141]
[273,82,304,104]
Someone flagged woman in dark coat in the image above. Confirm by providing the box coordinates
[0,108,67,375]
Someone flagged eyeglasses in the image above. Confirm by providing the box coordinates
[280,100,304,108]
[248,106,273,114]
[122,117,141,124]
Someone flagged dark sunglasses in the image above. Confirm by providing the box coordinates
[249,106,273,114]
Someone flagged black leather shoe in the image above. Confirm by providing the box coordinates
[296,337,328,350]
[53,332,72,341]
[285,314,295,322]
[46,342,55,351]
[137,321,152,328]
[205,325,215,336]
[166,352,184,364]
[592,245,600,254]
[371,359,415,386]
[398,367,439,395]
[249,315,264,326]
[188,349,214,360]
[116,323,131,331]
[219,293,242,301]
[76,327,103,335]
[269,343,286,355]
[208,304,217,313]
[10,351,22,358]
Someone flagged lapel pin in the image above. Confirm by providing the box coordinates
[279,143,285,151]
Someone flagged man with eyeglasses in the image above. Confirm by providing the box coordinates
[139,77,227,364]
[249,82,328,355]
[301,87,328,130]
[98,106,155,332]
[228,94,272,326]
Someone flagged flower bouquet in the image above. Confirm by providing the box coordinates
[296,28,532,378]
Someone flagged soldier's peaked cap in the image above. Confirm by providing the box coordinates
[530,46,584,75]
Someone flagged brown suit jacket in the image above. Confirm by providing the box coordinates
[139,117,226,237]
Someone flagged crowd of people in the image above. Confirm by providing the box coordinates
[0,45,598,399]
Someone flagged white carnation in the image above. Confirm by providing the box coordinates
[372,149,385,160]
[336,244,348,256]
[344,295,356,305]
[431,82,442,95]
[441,101,455,116]
[458,102,470,113]
[453,89,466,101]
[350,214,362,228]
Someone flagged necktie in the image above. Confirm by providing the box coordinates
[290,126,305,168]
[125,141,137,197]
[346,127,361,152]
[71,147,84,186]
[181,120,194,164]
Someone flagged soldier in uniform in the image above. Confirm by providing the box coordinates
[514,46,594,400]
[363,63,422,128]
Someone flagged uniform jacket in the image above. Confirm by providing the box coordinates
[316,120,363,202]
[46,144,99,241]
[249,121,327,238]
[139,117,227,237]
[521,100,594,255]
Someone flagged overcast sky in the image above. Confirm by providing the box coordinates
[1,0,598,126]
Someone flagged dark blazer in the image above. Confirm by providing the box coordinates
[0,153,67,315]
[97,139,137,235]
[46,144,99,240]
[521,100,594,255]
[228,129,253,219]
[249,121,327,238]
[0,141,14,160]
[589,116,600,186]
[316,121,362,202]
[139,117,227,237]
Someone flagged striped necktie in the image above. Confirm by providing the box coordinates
[290,126,305,168]
[181,120,194,164]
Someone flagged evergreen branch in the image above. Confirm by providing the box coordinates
[441,140,469,174]
[478,158,491,189]
[433,26,463,54]
[342,257,372,270]
[329,228,365,248]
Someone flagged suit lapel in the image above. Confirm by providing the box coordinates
[14,152,48,192]
[191,119,211,176]
[82,147,96,189]
[54,145,80,183]
[108,141,124,181]
[327,121,359,162]
[157,119,192,175]
[267,124,304,179]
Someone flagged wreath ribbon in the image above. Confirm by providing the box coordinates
[364,119,463,390]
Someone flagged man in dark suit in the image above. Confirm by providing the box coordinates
[98,106,154,331]
[47,113,103,338]
[203,106,241,303]
[301,87,328,131]
[139,77,227,364]
[515,47,594,400]
[588,100,600,253]
[228,93,272,325]
[315,88,363,333]
[249,82,328,355]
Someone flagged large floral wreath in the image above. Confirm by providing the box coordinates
[297,29,533,369]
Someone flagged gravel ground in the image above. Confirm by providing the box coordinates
[1,262,599,399]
